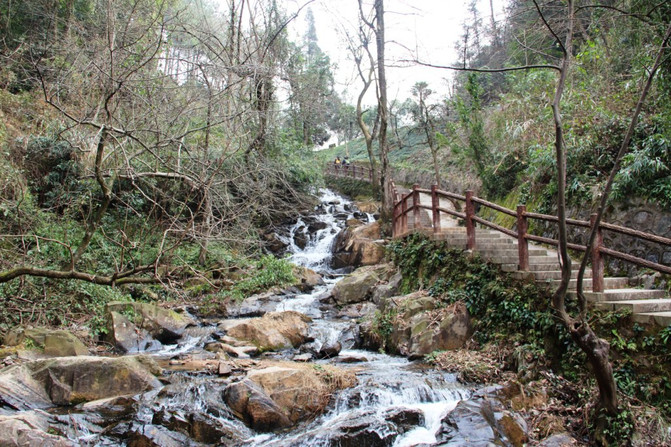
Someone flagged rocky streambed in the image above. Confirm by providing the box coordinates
[0,189,533,446]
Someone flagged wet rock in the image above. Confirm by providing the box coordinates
[335,355,369,364]
[331,221,386,269]
[4,327,89,357]
[0,411,75,447]
[223,379,292,431]
[220,311,311,352]
[315,341,341,359]
[218,362,233,376]
[263,232,288,253]
[316,411,397,446]
[383,407,425,434]
[332,264,394,305]
[337,302,378,319]
[205,342,258,359]
[225,292,283,318]
[105,302,196,344]
[152,410,247,445]
[78,395,139,425]
[247,365,334,422]
[436,399,498,445]
[293,353,313,362]
[225,362,356,431]
[436,392,528,447]
[108,311,162,353]
[127,424,195,447]
[538,432,579,446]
[0,355,162,409]
[294,267,325,292]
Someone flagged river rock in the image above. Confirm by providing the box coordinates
[436,392,528,447]
[315,341,341,359]
[223,379,292,431]
[126,424,194,447]
[105,302,196,343]
[4,327,89,357]
[108,311,162,353]
[314,407,423,446]
[385,293,472,358]
[294,266,325,292]
[0,355,162,409]
[220,311,311,352]
[225,291,284,318]
[0,411,75,447]
[225,363,356,431]
[331,221,386,269]
[332,264,394,305]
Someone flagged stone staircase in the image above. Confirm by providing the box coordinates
[416,222,671,327]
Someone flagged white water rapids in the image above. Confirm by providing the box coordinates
[247,188,471,446]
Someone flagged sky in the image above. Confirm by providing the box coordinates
[291,0,508,104]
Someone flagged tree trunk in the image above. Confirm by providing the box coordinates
[375,0,392,215]
[546,0,618,415]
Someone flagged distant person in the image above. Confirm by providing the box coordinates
[343,157,350,171]
[334,156,341,170]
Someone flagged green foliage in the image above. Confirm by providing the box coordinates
[212,255,295,303]
[370,308,398,351]
[612,132,671,208]
[22,135,82,211]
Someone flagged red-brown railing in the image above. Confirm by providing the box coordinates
[325,163,377,182]
[324,168,671,292]
[391,184,671,292]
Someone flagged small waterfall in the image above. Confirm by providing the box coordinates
[244,189,470,446]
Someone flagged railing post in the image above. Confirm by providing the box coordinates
[465,190,475,250]
[517,205,529,271]
[369,168,372,182]
[412,184,421,230]
[591,213,605,293]
[352,165,357,179]
[431,184,440,234]
[401,194,408,235]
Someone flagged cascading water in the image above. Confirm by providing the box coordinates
[246,188,471,446]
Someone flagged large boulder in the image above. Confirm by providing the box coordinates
[0,411,75,447]
[436,391,528,447]
[107,312,162,353]
[331,221,386,269]
[4,328,89,357]
[223,379,292,431]
[365,292,473,358]
[220,311,311,352]
[331,264,395,306]
[224,362,356,432]
[0,356,162,409]
[105,302,196,344]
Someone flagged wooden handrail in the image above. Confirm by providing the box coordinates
[324,165,671,289]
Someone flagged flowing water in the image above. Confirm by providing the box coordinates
[59,189,471,446]
[243,189,471,446]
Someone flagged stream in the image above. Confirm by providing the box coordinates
[47,189,474,446]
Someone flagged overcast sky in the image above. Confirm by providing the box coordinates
[291,0,508,104]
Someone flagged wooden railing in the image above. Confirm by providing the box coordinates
[324,167,671,292]
[325,163,378,182]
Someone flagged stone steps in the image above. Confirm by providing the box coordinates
[596,298,671,313]
[401,205,671,327]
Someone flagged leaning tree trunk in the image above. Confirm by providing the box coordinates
[546,0,618,415]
